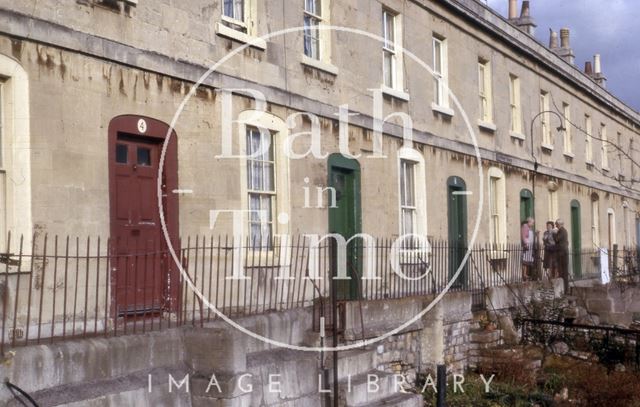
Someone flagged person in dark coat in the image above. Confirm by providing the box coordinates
[555,219,569,293]
[542,221,557,279]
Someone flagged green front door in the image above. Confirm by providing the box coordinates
[447,176,468,287]
[520,189,534,222]
[328,154,361,300]
[571,200,582,278]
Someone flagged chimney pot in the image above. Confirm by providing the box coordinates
[520,0,531,18]
[594,54,602,74]
[549,29,559,49]
[560,28,571,48]
[585,61,594,76]
[508,0,518,20]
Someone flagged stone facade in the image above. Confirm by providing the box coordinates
[0,0,636,246]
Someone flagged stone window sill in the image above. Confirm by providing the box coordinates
[478,120,497,133]
[380,85,410,102]
[541,143,554,152]
[216,22,266,50]
[301,55,339,76]
[509,131,525,141]
[431,103,455,117]
[563,151,575,159]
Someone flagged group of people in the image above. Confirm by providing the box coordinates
[520,217,569,292]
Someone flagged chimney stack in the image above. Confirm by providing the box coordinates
[549,29,558,49]
[513,1,537,35]
[508,0,518,20]
[593,54,607,88]
[555,27,575,64]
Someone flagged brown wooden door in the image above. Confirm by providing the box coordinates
[108,116,179,317]
[113,136,163,314]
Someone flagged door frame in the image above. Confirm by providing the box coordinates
[108,115,180,314]
[327,153,361,300]
[447,176,468,287]
[520,189,534,222]
[570,200,582,278]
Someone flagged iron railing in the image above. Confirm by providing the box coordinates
[0,232,636,351]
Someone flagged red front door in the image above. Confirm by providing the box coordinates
[108,116,179,317]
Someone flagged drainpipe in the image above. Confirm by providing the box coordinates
[330,240,339,407]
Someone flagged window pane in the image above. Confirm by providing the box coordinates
[433,40,442,74]
[383,51,393,88]
[383,11,395,50]
[305,0,320,15]
[402,208,414,236]
[403,161,415,206]
[399,162,406,205]
[248,193,273,248]
[223,0,243,20]
[116,144,128,164]
[490,177,498,215]
[247,128,261,156]
[263,162,274,192]
[261,130,273,161]
[303,16,320,59]
[137,147,151,166]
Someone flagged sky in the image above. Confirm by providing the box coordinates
[486,0,640,112]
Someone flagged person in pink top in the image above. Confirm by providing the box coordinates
[521,217,535,281]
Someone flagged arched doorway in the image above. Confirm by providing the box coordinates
[520,189,534,222]
[328,153,361,300]
[108,115,179,316]
[570,200,581,278]
[447,176,468,287]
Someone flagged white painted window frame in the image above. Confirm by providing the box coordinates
[216,0,266,50]
[585,114,593,164]
[487,167,507,247]
[0,55,31,249]
[397,147,427,238]
[432,35,449,110]
[478,59,493,125]
[300,0,338,75]
[509,74,523,138]
[540,91,552,149]
[562,102,573,156]
[238,110,291,248]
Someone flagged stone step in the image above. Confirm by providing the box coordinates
[326,348,377,381]
[8,367,191,407]
[246,348,319,406]
[355,392,423,407]
[338,370,400,407]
